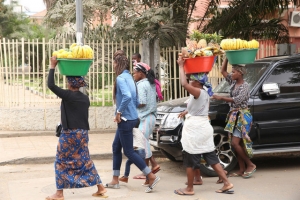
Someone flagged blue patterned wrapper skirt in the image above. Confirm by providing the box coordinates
[55,129,101,189]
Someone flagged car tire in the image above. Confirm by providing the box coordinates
[199,126,237,177]
[160,149,180,162]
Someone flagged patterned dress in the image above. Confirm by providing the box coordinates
[136,78,157,159]
[55,129,101,189]
[224,74,253,158]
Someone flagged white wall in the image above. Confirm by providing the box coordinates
[0,107,117,131]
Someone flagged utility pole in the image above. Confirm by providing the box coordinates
[75,0,87,94]
[75,0,84,45]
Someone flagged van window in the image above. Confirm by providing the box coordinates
[213,62,268,93]
[265,63,300,94]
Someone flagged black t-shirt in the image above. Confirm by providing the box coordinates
[48,69,90,130]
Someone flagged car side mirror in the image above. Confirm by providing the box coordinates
[262,83,280,95]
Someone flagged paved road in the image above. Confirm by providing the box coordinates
[1,153,300,200]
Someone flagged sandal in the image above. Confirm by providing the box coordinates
[174,189,194,196]
[145,176,160,193]
[151,166,161,174]
[45,197,64,200]
[92,193,108,198]
[105,183,120,189]
[215,184,234,194]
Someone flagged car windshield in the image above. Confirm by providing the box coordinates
[213,62,269,93]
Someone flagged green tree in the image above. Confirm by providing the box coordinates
[202,0,300,43]
[0,2,28,39]
[95,0,222,47]
[44,0,223,47]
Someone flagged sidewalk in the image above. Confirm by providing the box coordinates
[0,130,163,165]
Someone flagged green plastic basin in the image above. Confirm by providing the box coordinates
[57,59,93,76]
[225,49,258,65]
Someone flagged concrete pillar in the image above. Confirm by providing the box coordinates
[141,39,161,81]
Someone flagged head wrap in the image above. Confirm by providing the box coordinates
[67,76,87,88]
[189,73,214,96]
[134,62,150,74]
[232,64,246,75]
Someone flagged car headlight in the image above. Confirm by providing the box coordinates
[162,113,182,129]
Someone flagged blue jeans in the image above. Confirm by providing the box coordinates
[112,119,151,176]
[124,148,146,177]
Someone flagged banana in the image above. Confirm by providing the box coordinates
[72,46,79,58]
[220,38,260,50]
[82,46,87,58]
[79,46,83,58]
[70,43,77,50]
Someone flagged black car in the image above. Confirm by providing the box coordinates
[150,54,300,176]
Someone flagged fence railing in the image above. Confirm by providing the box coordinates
[0,38,278,108]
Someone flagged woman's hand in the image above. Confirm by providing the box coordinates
[178,110,188,118]
[177,55,185,68]
[212,95,222,100]
[114,113,121,123]
[50,57,58,69]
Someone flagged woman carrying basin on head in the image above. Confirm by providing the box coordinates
[46,57,107,200]
[212,58,256,178]
[174,55,233,196]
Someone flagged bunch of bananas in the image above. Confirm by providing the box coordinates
[52,43,94,59]
[220,39,259,50]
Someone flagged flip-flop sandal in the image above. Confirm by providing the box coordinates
[152,168,160,174]
[243,168,256,178]
[145,176,160,193]
[105,183,120,189]
[216,189,234,194]
[151,166,161,174]
[45,196,64,200]
[216,185,234,194]
[174,189,194,196]
[133,175,146,179]
[92,193,108,198]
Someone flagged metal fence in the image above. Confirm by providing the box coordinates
[0,38,140,108]
[0,38,278,108]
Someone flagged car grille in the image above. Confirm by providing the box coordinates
[152,113,166,141]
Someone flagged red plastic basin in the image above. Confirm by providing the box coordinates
[183,56,216,74]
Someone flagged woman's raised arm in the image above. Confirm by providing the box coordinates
[221,58,229,78]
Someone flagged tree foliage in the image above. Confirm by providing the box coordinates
[44,0,203,47]
[0,2,54,40]
[0,3,27,39]
[202,0,300,43]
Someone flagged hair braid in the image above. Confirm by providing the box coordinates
[113,54,130,102]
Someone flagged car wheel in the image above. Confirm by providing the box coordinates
[199,126,237,177]
[160,149,179,162]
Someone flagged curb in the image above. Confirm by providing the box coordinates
[0,129,117,138]
[0,151,165,166]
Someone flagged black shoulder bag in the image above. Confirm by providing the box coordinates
[56,100,68,137]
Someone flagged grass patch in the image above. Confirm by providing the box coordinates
[91,101,113,107]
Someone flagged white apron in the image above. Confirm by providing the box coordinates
[181,114,214,154]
